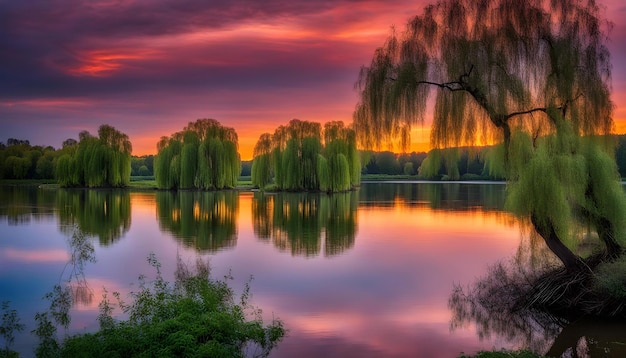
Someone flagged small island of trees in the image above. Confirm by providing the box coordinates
[154,119,241,190]
[56,125,132,188]
[251,119,360,192]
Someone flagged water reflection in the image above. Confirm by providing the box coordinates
[359,182,506,211]
[156,191,238,252]
[252,191,358,257]
[56,189,131,246]
[449,230,626,357]
[0,185,56,224]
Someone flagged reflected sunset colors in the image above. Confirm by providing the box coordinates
[1,183,536,356]
[252,191,358,257]
[156,191,239,252]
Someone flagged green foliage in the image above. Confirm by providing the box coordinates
[506,123,626,261]
[55,125,132,188]
[252,191,358,256]
[36,152,56,179]
[282,140,301,190]
[4,156,30,179]
[0,140,58,180]
[251,120,359,192]
[251,154,271,189]
[54,255,285,357]
[582,142,626,245]
[328,153,351,192]
[594,255,626,299]
[418,148,461,180]
[130,155,154,176]
[403,162,414,175]
[156,191,238,252]
[33,311,59,358]
[155,119,240,190]
[137,165,150,176]
[154,144,173,189]
[224,140,241,188]
[0,302,24,357]
[482,145,506,179]
[418,149,440,179]
[354,0,618,269]
[374,151,400,175]
[196,142,211,189]
[180,143,197,189]
[316,155,330,192]
[56,190,131,246]
[506,136,577,244]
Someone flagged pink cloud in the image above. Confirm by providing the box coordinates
[1,0,624,157]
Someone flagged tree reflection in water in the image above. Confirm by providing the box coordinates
[34,226,97,351]
[56,189,131,246]
[358,182,506,211]
[156,191,238,252]
[252,191,358,257]
[449,230,626,357]
[0,185,57,225]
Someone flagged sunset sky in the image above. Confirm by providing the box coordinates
[1,0,625,160]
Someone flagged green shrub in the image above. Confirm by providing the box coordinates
[595,256,626,299]
[36,255,285,357]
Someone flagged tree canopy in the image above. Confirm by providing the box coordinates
[251,119,360,192]
[0,139,57,180]
[354,0,621,272]
[56,125,132,188]
[355,0,612,151]
[154,119,241,190]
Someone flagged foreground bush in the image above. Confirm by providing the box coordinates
[35,255,285,357]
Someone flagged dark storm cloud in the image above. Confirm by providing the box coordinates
[0,0,389,99]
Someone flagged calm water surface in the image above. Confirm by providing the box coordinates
[0,182,623,357]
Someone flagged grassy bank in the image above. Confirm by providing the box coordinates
[361,173,498,181]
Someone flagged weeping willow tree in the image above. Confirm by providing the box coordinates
[56,125,132,188]
[354,0,621,272]
[323,121,361,191]
[251,119,360,192]
[251,133,273,189]
[154,119,241,190]
[417,148,460,180]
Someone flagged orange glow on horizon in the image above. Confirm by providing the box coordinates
[130,116,626,159]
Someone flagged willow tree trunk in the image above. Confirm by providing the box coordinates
[531,213,581,271]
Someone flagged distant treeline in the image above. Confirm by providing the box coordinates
[0,139,155,181]
[361,148,492,180]
[5,134,626,182]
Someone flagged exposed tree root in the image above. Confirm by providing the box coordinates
[517,254,626,318]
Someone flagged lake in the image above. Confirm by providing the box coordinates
[1,182,624,357]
